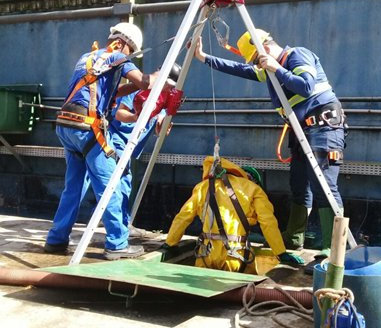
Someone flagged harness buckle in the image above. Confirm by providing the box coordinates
[99,116,109,130]
[105,148,116,158]
[305,115,317,126]
[320,109,337,126]
[194,237,212,258]
[327,150,344,165]
[227,245,255,264]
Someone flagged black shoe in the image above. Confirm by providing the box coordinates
[44,242,69,254]
[104,245,144,261]
[304,259,321,275]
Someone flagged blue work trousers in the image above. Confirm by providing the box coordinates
[290,126,345,208]
[46,126,128,250]
[109,128,133,226]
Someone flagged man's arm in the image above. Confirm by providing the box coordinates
[165,185,201,246]
[251,185,286,256]
[195,36,262,81]
[115,103,138,123]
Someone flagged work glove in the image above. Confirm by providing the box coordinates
[165,88,184,116]
[160,242,171,250]
[160,242,178,250]
[278,252,305,265]
[133,89,168,119]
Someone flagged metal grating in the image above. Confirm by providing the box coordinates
[1,145,381,176]
[0,145,64,158]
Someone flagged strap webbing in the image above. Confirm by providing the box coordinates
[220,173,251,234]
[208,177,231,251]
[220,173,253,272]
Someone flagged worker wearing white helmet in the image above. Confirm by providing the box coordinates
[194,29,347,260]
[108,22,143,57]
[45,22,158,260]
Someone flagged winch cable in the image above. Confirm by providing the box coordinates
[200,22,220,258]
[207,21,221,172]
[128,6,213,230]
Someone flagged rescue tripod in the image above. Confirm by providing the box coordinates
[70,0,356,266]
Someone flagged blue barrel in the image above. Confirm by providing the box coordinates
[313,246,381,328]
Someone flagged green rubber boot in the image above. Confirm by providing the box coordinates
[315,207,335,259]
[282,203,310,250]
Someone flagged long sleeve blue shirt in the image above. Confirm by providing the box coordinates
[205,46,339,121]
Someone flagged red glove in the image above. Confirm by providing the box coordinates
[133,89,168,119]
[166,89,184,116]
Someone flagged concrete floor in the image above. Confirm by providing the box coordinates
[0,213,317,328]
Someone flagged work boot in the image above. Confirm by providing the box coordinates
[128,224,148,238]
[282,203,310,250]
[104,245,144,261]
[44,242,69,254]
[315,207,335,259]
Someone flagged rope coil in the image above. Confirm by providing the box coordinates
[234,283,313,328]
[314,287,354,312]
[314,287,365,328]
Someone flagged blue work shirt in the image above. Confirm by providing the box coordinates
[109,91,164,159]
[66,48,139,117]
[205,46,339,122]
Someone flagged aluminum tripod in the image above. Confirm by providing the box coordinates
[71,0,356,265]
[70,0,206,265]
[130,0,357,248]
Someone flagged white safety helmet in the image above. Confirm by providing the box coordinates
[108,22,143,57]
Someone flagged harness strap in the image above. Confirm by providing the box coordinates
[208,177,231,251]
[85,51,115,157]
[220,173,253,271]
[304,102,345,128]
[220,173,251,233]
[314,150,344,165]
[201,232,247,243]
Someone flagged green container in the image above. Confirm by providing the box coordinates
[0,84,41,134]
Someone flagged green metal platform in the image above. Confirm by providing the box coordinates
[41,260,266,297]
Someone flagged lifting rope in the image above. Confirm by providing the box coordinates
[207,19,221,173]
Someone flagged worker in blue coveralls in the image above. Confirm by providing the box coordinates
[194,29,347,259]
[44,22,159,260]
[108,64,181,233]
[79,63,181,237]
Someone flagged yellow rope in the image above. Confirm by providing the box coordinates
[314,287,354,312]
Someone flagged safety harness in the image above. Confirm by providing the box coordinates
[273,49,348,165]
[195,162,255,273]
[56,41,126,158]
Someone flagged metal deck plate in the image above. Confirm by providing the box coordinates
[40,260,266,297]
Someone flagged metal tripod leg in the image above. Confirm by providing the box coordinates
[130,5,210,226]
[236,2,356,249]
[69,0,205,265]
